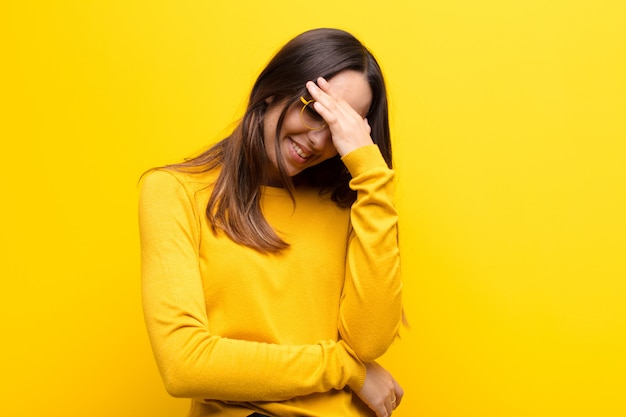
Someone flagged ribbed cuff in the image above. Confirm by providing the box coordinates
[338,340,366,392]
[340,144,387,178]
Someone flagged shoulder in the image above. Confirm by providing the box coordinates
[142,168,218,194]
[140,168,219,210]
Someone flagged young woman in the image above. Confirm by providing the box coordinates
[139,28,404,417]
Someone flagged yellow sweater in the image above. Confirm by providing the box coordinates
[139,145,403,416]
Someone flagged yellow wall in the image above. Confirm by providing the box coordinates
[2,1,625,416]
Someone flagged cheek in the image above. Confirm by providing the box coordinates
[282,114,305,135]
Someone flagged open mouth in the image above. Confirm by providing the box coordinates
[290,139,312,160]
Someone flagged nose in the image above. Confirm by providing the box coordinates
[306,127,334,154]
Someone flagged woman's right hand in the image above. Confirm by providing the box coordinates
[305,76,374,158]
[356,362,404,417]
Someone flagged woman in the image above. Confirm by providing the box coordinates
[139,28,404,417]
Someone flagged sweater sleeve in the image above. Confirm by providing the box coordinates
[139,170,366,401]
[338,145,403,362]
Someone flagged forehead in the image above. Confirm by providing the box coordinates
[326,70,372,117]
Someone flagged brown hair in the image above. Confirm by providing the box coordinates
[166,28,392,252]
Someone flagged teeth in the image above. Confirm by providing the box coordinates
[291,140,311,159]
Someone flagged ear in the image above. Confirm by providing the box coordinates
[264,96,274,105]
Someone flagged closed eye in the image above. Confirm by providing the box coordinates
[304,103,324,121]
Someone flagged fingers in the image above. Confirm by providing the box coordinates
[393,378,403,407]
[382,378,403,416]
[385,394,395,415]
[306,77,333,102]
[360,363,403,417]
[305,78,349,125]
[380,390,398,417]
[304,77,373,156]
[306,77,359,119]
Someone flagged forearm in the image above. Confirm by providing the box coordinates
[143,307,365,401]
[338,145,403,362]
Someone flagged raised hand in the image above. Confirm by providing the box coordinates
[305,73,374,157]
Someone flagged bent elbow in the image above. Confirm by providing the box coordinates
[160,364,196,398]
[340,314,402,362]
[351,335,394,363]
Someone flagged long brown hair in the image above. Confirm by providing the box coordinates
[166,28,392,252]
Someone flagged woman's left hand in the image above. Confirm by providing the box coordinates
[305,77,374,157]
[356,361,404,417]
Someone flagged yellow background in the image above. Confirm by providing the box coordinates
[2,1,625,416]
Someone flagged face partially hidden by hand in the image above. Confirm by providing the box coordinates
[263,70,372,187]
